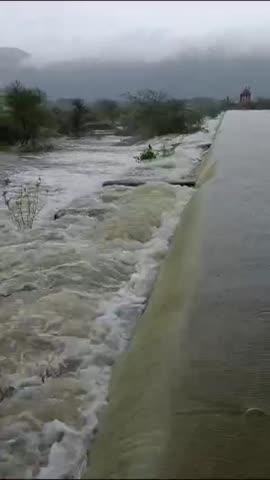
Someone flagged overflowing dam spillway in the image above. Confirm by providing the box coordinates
[88,110,270,479]
[0,119,218,478]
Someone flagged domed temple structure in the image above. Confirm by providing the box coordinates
[240,87,251,105]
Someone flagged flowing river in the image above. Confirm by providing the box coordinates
[0,119,219,479]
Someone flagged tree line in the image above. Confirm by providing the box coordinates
[0,81,224,151]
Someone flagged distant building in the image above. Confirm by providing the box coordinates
[240,87,251,105]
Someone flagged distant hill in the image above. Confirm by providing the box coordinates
[1,46,270,100]
[0,47,30,66]
[0,48,30,88]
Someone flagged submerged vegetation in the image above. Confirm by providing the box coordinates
[134,143,176,162]
[3,177,45,230]
[0,81,224,151]
[135,144,157,162]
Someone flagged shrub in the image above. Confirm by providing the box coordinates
[135,144,157,162]
[121,89,204,138]
[5,81,54,148]
[3,177,45,230]
[92,99,119,123]
[70,98,88,137]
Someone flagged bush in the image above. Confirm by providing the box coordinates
[70,98,88,137]
[0,116,19,145]
[92,99,119,124]
[3,177,45,230]
[186,98,224,119]
[120,89,204,138]
[135,144,157,162]
[5,81,56,148]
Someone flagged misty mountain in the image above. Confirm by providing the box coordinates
[0,47,29,65]
[1,46,270,100]
[0,47,30,88]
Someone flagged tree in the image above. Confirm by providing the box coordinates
[121,89,193,138]
[124,89,168,105]
[51,106,71,136]
[70,98,88,137]
[93,99,119,123]
[6,81,51,148]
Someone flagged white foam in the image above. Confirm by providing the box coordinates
[0,116,221,479]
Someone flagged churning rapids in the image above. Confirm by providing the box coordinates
[0,118,219,479]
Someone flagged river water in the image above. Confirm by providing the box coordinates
[89,111,270,479]
[0,120,219,479]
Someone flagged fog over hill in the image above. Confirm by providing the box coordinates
[1,44,270,101]
[2,1,270,99]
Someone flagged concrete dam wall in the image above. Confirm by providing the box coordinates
[87,111,270,479]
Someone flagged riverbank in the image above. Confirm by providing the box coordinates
[0,116,221,479]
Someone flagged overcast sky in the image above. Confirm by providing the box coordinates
[2,1,270,62]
